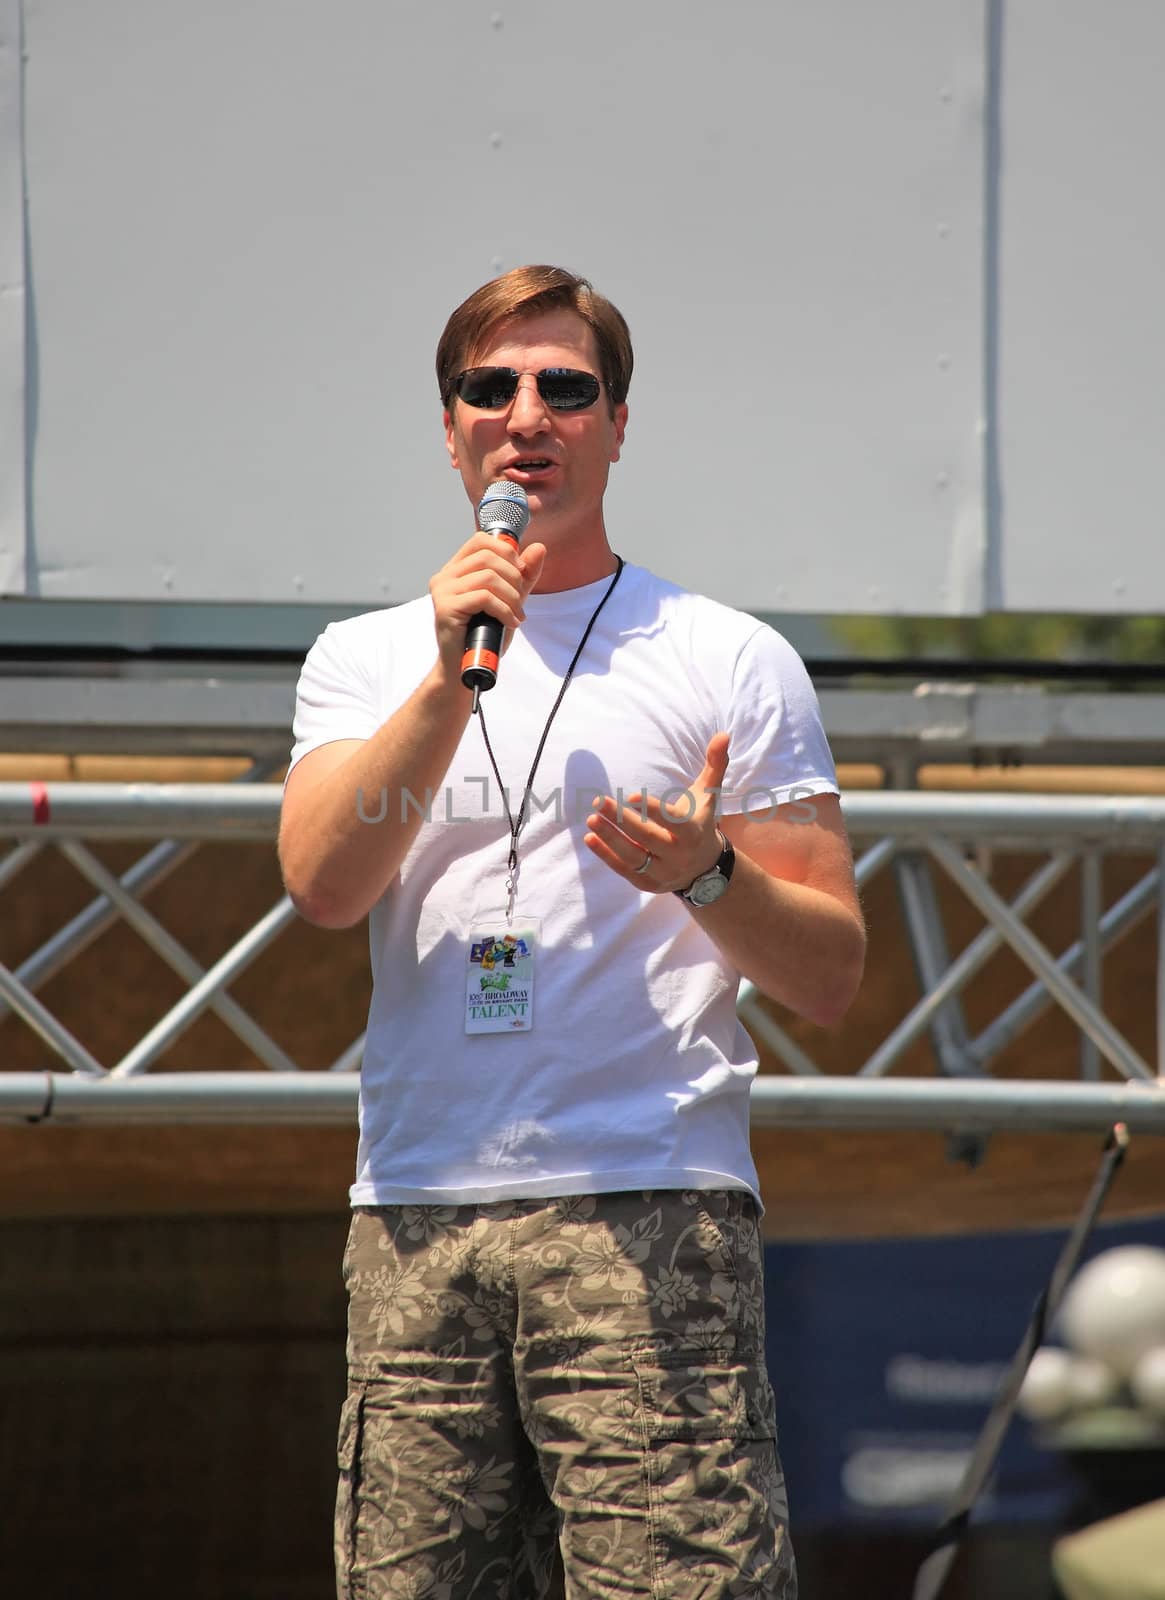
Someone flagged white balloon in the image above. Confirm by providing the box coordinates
[1130,1345,1165,1416]
[1019,1346,1077,1422]
[1066,1354,1120,1410]
[1058,1246,1165,1377]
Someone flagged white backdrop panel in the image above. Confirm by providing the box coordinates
[0,0,24,593]
[18,0,985,611]
[996,0,1165,611]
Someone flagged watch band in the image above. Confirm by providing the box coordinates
[675,830,735,905]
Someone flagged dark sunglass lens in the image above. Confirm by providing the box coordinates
[458,368,518,408]
[539,370,601,410]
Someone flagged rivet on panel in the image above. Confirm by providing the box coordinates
[491,11,504,28]
[490,131,503,148]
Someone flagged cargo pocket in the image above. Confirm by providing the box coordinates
[334,1388,365,1597]
[743,1360,779,1443]
[629,1344,751,1443]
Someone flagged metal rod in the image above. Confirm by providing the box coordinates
[894,853,975,1076]
[737,985,822,1076]
[0,757,284,1023]
[844,791,1165,848]
[912,1122,1129,1600]
[0,840,41,892]
[328,1034,365,1074]
[0,964,107,1077]
[0,839,197,1025]
[0,1072,356,1121]
[2,786,1165,845]
[0,783,282,839]
[2,1071,1163,1132]
[748,1076,1165,1133]
[110,897,298,1077]
[969,868,1158,1069]
[1080,851,1102,1082]
[930,839,1155,1083]
[59,840,300,1074]
[860,854,1071,1079]
[853,835,896,888]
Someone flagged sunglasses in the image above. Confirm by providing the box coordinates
[449,366,605,412]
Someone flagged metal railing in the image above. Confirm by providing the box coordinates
[1,782,1163,1131]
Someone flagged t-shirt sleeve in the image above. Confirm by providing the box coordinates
[719,624,838,816]
[287,621,382,776]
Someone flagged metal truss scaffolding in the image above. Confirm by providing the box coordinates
[1,781,1163,1133]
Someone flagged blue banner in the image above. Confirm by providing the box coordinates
[763,1213,1165,1528]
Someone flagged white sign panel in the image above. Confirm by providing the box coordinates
[995,0,1165,611]
[0,0,24,596]
[16,0,987,613]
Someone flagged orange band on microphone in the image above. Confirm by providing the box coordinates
[461,647,500,676]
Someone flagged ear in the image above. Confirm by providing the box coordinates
[609,402,628,464]
[443,408,460,471]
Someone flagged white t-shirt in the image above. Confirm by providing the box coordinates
[289,561,838,1209]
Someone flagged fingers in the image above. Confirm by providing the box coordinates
[519,541,547,592]
[445,533,525,619]
[584,794,700,894]
[583,805,661,886]
[429,533,544,664]
[585,733,732,894]
[697,732,731,800]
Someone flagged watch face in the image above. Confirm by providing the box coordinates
[688,871,729,905]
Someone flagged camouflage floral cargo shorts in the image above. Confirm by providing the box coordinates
[336,1190,796,1599]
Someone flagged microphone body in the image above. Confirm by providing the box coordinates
[461,482,531,703]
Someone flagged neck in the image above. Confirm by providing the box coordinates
[530,525,619,595]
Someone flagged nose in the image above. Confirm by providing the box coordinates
[506,373,551,435]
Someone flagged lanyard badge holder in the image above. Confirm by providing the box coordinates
[463,556,625,1035]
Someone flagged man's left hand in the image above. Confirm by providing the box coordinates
[584,732,730,895]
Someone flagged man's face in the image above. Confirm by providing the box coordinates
[444,309,627,540]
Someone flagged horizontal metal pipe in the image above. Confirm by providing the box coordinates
[0,783,281,839]
[2,785,1165,845]
[0,1072,358,1122]
[748,1076,1165,1133]
[1,1072,1163,1133]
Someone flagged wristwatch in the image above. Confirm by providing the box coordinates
[676,831,735,907]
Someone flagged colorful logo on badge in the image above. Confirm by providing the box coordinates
[470,934,530,970]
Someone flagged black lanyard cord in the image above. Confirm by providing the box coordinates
[477,557,624,900]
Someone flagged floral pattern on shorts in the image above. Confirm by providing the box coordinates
[336,1190,796,1600]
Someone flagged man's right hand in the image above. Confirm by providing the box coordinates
[428,531,547,679]
[281,529,546,929]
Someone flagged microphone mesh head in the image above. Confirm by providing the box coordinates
[478,480,530,538]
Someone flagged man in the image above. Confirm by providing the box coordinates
[279,265,865,1599]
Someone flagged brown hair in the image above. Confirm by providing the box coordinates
[436,265,633,411]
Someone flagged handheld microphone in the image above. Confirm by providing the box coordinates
[461,480,531,712]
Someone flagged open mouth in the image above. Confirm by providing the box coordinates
[507,458,555,475]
